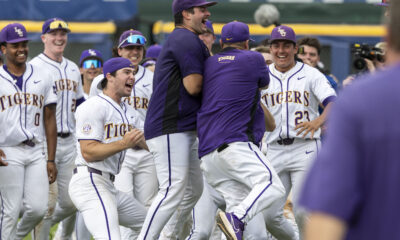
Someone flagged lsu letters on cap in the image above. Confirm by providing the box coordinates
[42,18,70,34]
[270,25,296,44]
[221,21,253,43]
[172,0,217,15]
[0,23,29,44]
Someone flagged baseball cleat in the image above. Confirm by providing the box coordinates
[216,211,244,240]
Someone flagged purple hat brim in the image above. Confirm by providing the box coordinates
[375,2,389,6]
[119,42,145,48]
[6,37,29,43]
[270,38,296,44]
[195,1,217,8]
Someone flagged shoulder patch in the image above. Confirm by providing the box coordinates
[82,123,92,135]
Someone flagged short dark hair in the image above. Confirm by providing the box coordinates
[174,7,195,26]
[297,37,321,55]
[101,71,117,89]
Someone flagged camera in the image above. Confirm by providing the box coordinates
[352,43,385,70]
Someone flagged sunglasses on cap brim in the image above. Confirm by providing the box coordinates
[118,35,147,48]
[48,20,70,32]
[82,59,102,69]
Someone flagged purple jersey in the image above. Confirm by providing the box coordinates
[299,63,400,239]
[197,48,269,158]
[144,28,210,140]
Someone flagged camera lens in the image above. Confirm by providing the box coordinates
[353,58,366,70]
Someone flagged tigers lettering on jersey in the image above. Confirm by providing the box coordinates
[123,96,149,110]
[53,78,79,93]
[0,93,45,112]
[261,90,310,107]
[104,122,134,140]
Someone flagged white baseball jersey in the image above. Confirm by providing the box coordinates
[122,65,153,127]
[30,54,84,134]
[0,64,57,146]
[261,62,336,144]
[75,93,139,175]
[89,65,153,129]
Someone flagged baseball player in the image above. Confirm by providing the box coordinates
[301,1,400,238]
[138,0,217,239]
[68,57,147,239]
[0,23,57,239]
[261,25,336,238]
[80,49,103,99]
[188,20,274,240]
[88,29,157,239]
[54,49,104,240]
[30,18,85,239]
[197,21,286,240]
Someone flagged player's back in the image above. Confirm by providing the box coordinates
[197,49,269,157]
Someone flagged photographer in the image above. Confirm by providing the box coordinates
[343,42,387,87]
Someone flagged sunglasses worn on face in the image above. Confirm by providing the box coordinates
[118,35,147,48]
[49,20,69,31]
[82,59,102,69]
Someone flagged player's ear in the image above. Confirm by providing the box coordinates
[182,9,191,20]
[0,44,5,55]
[40,34,46,44]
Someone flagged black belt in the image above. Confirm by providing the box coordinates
[57,133,71,138]
[22,140,35,147]
[73,166,115,182]
[277,138,295,145]
[217,143,229,153]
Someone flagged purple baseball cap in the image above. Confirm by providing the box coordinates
[42,18,70,34]
[270,25,296,44]
[0,23,29,44]
[103,57,134,76]
[145,45,162,59]
[172,0,217,15]
[221,21,253,43]
[205,20,214,34]
[118,29,147,48]
[79,49,103,66]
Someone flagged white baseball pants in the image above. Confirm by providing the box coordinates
[200,141,285,224]
[69,166,147,240]
[114,148,158,239]
[0,142,48,240]
[264,139,320,239]
[137,132,204,240]
[187,177,269,240]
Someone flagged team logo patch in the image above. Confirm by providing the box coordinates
[88,49,97,56]
[277,27,286,37]
[82,123,92,135]
[14,27,24,37]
